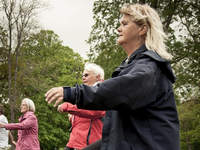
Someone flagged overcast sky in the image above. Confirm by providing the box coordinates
[39,0,94,59]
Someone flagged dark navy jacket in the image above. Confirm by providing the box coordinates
[64,45,180,150]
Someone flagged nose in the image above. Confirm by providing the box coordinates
[117,25,121,33]
[82,75,87,82]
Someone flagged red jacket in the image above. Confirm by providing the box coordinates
[5,111,40,150]
[60,102,105,149]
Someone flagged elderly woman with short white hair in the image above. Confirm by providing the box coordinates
[0,98,40,150]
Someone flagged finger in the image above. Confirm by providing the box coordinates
[57,105,60,111]
[47,93,60,104]
[45,88,54,97]
[57,105,63,112]
[47,88,62,104]
[46,87,63,104]
[58,109,63,113]
[53,97,62,107]
[45,88,55,102]
[54,97,63,107]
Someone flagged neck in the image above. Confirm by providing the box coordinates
[122,41,144,57]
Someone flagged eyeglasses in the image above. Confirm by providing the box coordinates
[82,73,89,77]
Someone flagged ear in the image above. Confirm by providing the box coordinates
[139,25,148,36]
[96,74,101,81]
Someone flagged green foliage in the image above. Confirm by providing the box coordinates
[18,30,84,149]
[19,30,83,94]
[35,95,70,149]
[178,99,200,150]
[0,30,84,149]
[88,0,200,98]
[87,0,125,78]
[88,0,200,149]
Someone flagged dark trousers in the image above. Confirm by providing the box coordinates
[82,139,102,150]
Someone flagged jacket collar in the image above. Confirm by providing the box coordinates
[125,44,147,64]
[19,111,34,121]
[114,44,175,83]
[112,45,147,77]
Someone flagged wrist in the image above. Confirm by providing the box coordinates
[63,86,71,101]
[1,124,5,128]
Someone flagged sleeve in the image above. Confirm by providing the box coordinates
[61,102,105,119]
[64,57,159,112]
[0,115,8,124]
[4,115,36,130]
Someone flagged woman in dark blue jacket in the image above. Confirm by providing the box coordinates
[45,3,180,150]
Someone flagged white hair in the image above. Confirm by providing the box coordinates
[120,3,172,60]
[84,62,104,80]
[22,98,35,112]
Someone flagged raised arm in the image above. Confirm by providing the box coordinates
[58,102,105,119]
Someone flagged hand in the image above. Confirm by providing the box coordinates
[45,87,64,107]
[12,140,16,145]
[68,114,72,120]
[0,123,5,128]
[68,114,73,122]
[57,104,64,113]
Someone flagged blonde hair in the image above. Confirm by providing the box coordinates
[22,98,35,112]
[84,62,104,80]
[120,3,172,60]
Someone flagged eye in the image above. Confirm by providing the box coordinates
[121,21,128,26]
[82,73,89,77]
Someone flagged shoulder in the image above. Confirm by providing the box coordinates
[139,50,175,83]
[0,114,6,119]
[140,50,168,63]
[133,50,169,70]
[23,111,37,119]
[0,115,8,123]
[132,51,161,68]
[123,51,165,78]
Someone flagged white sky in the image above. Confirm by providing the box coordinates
[39,0,94,59]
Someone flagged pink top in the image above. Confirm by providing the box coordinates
[60,102,105,149]
[5,111,40,150]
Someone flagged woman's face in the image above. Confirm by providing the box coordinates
[20,101,29,113]
[117,14,141,46]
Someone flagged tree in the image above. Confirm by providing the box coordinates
[178,99,200,150]
[88,0,184,77]
[169,0,200,101]
[1,28,84,148]
[87,0,200,148]
[0,0,44,123]
[19,30,84,149]
[88,0,200,99]
[87,0,125,78]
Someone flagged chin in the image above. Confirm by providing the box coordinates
[117,38,124,45]
[117,40,124,46]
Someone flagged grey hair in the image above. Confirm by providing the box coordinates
[120,3,172,60]
[84,62,104,80]
[22,98,36,112]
